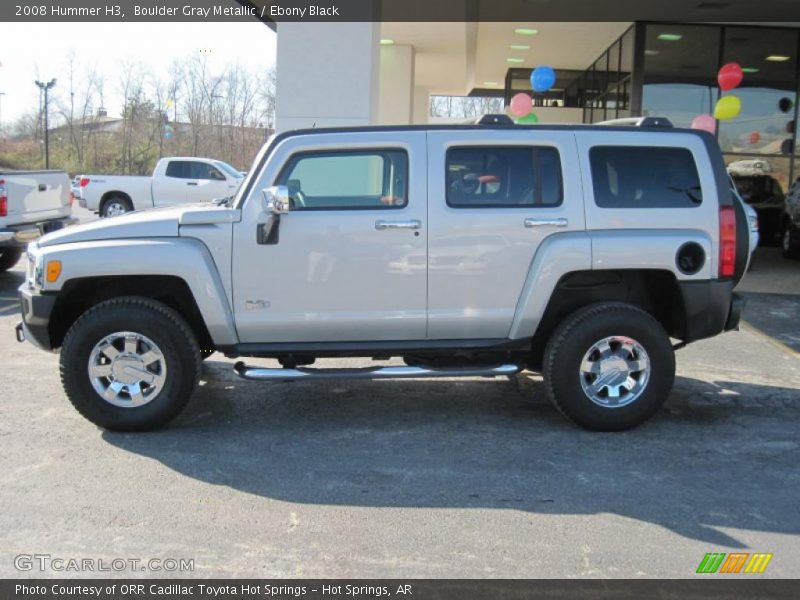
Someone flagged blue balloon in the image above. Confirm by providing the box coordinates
[530,65,556,93]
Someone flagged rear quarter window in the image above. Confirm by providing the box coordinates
[590,146,702,208]
[165,161,189,178]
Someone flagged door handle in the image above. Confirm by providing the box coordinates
[524,218,568,228]
[375,219,421,230]
[187,182,198,186]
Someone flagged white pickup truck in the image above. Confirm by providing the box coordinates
[0,170,76,272]
[78,157,245,218]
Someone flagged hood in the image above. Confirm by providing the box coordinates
[38,204,240,248]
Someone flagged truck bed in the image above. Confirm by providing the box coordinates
[0,170,72,227]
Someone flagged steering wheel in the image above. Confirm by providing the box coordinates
[449,172,480,196]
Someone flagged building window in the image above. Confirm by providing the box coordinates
[641,24,722,128]
[578,25,635,123]
[717,26,799,178]
[446,146,563,208]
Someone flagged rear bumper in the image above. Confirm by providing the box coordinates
[678,280,744,343]
[16,285,56,350]
[724,292,745,332]
[0,216,78,248]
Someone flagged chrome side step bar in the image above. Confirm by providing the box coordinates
[233,362,522,382]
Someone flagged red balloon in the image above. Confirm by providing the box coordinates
[749,131,761,145]
[718,63,744,92]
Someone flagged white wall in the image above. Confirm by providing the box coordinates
[412,86,431,124]
[377,45,415,125]
[275,22,380,132]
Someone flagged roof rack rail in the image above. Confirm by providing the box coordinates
[596,116,674,128]
[471,114,514,126]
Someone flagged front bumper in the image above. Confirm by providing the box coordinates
[16,285,56,350]
[0,216,78,248]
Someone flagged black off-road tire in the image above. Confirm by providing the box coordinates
[782,226,800,259]
[543,302,675,431]
[0,248,23,272]
[60,296,201,431]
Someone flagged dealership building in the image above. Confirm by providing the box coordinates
[258,12,800,192]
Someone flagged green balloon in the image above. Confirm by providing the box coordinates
[515,112,539,124]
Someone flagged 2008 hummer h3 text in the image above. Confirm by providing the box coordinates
[16,117,749,432]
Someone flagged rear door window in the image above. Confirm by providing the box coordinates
[590,146,702,208]
[446,146,563,208]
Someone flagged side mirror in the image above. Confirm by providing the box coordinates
[261,185,290,215]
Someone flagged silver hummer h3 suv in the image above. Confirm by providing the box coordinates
[16,116,749,432]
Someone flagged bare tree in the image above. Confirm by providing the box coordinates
[55,51,102,169]
[4,51,276,173]
[431,95,503,119]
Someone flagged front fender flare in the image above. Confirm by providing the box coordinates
[39,238,238,345]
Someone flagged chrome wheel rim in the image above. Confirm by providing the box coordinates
[88,332,167,408]
[579,336,650,408]
[105,202,127,217]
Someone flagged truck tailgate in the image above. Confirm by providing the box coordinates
[1,171,71,227]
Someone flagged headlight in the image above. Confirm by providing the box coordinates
[34,254,44,289]
[27,245,44,290]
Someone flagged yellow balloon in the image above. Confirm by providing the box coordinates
[714,95,741,121]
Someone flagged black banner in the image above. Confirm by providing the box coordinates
[3,580,800,600]
[3,0,800,22]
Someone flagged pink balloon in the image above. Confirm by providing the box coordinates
[509,93,532,117]
[691,114,716,135]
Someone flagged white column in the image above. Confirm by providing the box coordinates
[412,86,430,124]
[275,22,380,132]
[377,44,414,125]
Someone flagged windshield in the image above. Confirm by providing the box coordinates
[213,160,243,179]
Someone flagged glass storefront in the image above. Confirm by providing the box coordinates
[638,23,800,192]
[563,22,800,190]
[641,24,721,128]
[503,22,800,189]
[578,25,635,123]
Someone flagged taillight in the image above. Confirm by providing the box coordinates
[719,206,736,278]
[0,179,7,217]
[80,177,90,187]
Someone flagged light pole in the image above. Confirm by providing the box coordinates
[35,78,57,169]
